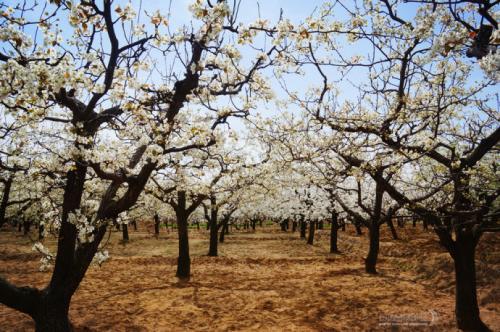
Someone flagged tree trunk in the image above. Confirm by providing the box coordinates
[341,219,346,231]
[355,223,363,236]
[330,213,340,253]
[307,220,315,245]
[176,192,190,280]
[453,231,490,331]
[423,218,428,230]
[132,220,137,231]
[208,219,218,256]
[38,224,44,241]
[154,214,160,237]
[292,220,297,232]
[387,217,398,240]
[23,220,31,235]
[122,224,129,242]
[33,295,72,332]
[280,220,287,232]
[300,218,306,238]
[397,216,404,228]
[365,224,380,274]
[318,220,324,230]
[208,195,218,257]
[219,222,227,243]
[0,176,13,229]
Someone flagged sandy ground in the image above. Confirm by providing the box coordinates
[0,223,498,331]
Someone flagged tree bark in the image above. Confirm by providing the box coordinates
[307,220,315,245]
[38,224,45,241]
[219,222,227,243]
[23,219,31,235]
[387,217,398,240]
[365,224,380,274]
[154,214,160,237]
[0,176,13,229]
[330,212,340,253]
[354,223,363,236]
[300,219,306,238]
[33,294,72,332]
[208,196,218,257]
[453,230,490,331]
[175,191,190,280]
[122,224,129,242]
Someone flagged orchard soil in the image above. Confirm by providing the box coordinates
[0,224,498,331]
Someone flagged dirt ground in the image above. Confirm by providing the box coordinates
[0,223,498,331]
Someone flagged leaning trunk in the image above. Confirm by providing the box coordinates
[219,222,227,243]
[387,217,398,240]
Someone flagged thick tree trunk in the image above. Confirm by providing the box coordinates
[365,224,380,274]
[307,220,315,245]
[33,295,72,332]
[387,217,398,240]
[122,224,129,242]
[208,220,218,256]
[0,176,13,229]
[176,192,190,280]
[453,232,489,331]
[176,217,190,279]
[300,218,306,238]
[318,220,324,230]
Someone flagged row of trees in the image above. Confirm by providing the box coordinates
[0,0,498,331]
